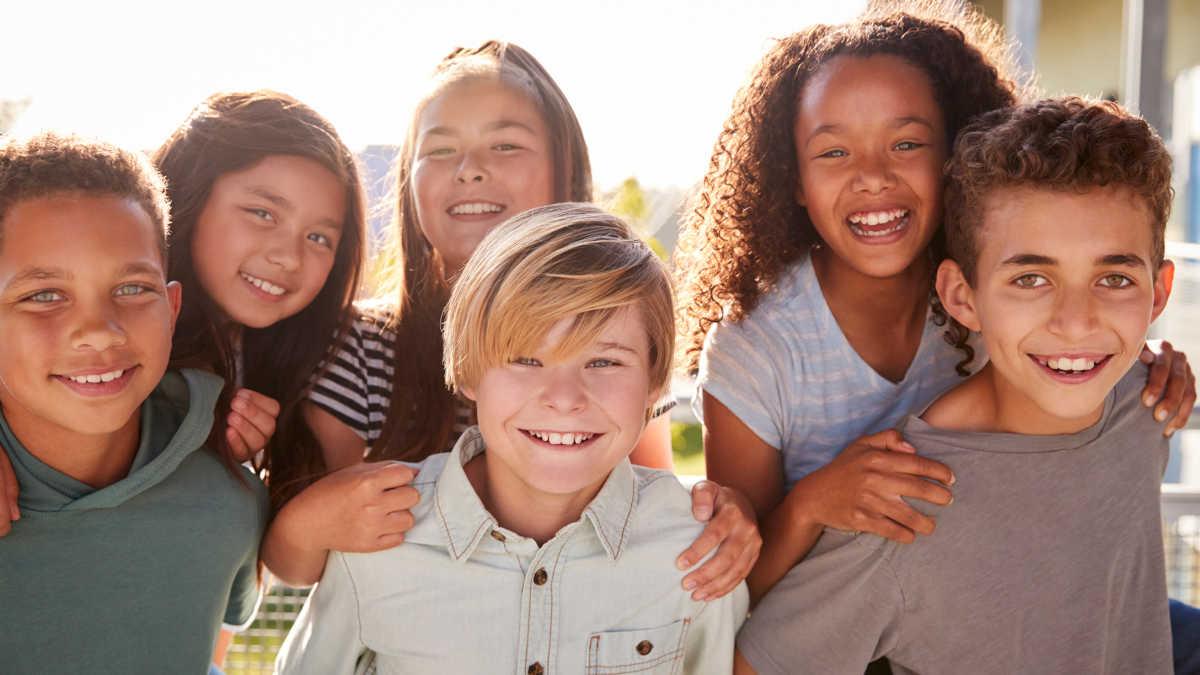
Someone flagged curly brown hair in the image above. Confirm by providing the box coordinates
[944,96,1172,284]
[676,0,1027,375]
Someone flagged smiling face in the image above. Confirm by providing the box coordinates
[190,154,345,329]
[793,54,948,278]
[464,307,657,506]
[411,77,556,275]
[938,185,1171,433]
[0,193,181,439]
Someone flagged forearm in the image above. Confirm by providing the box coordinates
[260,501,329,586]
[746,479,824,606]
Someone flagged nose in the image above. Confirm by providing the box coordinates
[455,148,488,184]
[539,366,588,414]
[851,152,896,194]
[71,303,128,352]
[264,228,303,272]
[1047,285,1102,341]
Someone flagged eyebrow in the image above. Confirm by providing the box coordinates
[804,116,935,148]
[120,262,165,278]
[5,267,71,289]
[1001,253,1148,267]
[596,340,641,355]
[423,119,538,138]
[245,186,343,230]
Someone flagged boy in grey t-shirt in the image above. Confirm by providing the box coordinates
[736,98,1176,675]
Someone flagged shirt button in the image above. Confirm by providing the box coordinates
[527,662,544,675]
[533,567,548,585]
[490,530,506,542]
[636,640,654,655]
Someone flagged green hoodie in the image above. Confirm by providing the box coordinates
[0,369,268,674]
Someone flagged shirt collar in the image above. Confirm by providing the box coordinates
[434,426,640,562]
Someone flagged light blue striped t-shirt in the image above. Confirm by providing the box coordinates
[696,256,984,491]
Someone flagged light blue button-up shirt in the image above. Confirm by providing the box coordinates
[277,426,747,675]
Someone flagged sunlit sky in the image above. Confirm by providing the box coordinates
[3,0,864,189]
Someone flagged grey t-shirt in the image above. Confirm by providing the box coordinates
[738,363,1171,675]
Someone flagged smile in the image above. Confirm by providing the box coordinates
[1029,353,1113,382]
[522,429,599,446]
[448,201,504,216]
[846,208,910,238]
[240,272,287,296]
[53,366,138,396]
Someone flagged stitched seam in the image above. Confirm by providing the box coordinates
[588,648,684,673]
[615,470,638,557]
[546,541,570,670]
[433,484,459,559]
[340,554,367,650]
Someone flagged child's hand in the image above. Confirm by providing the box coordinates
[226,388,281,462]
[798,430,954,544]
[1140,341,1196,437]
[675,481,762,601]
[0,449,18,536]
[286,461,420,553]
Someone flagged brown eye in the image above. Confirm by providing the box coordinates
[1013,274,1047,289]
[1099,274,1133,289]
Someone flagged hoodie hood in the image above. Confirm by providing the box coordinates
[5,369,224,513]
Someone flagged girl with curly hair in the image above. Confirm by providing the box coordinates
[676,1,1195,605]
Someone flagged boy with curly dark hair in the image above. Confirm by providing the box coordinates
[736,97,1175,674]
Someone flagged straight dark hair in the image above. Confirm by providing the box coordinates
[369,41,592,462]
[154,90,368,511]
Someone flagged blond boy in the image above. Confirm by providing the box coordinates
[279,203,748,674]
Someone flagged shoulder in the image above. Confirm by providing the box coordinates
[626,467,704,548]
[705,259,820,358]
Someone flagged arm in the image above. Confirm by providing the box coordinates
[260,461,418,586]
[211,629,234,671]
[704,393,953,605]
[305,402,368,471]
[628,414,673,470]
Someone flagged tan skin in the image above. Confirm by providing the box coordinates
[706,55,1195,607]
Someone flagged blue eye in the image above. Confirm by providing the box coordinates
[26,290,64,303]
[587,358,618,368]
[114,284,149,297]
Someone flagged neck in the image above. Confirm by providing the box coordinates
[980,363,1105,435]
[464,452,602,546]
[3,405,141,489]
[811,246,932,325]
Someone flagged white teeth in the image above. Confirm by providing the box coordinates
[528,430,595,446]
[1042,356,1099,372]
[450,202,503,215]
[67,369,125,384]
[240,273,286,296]
[848,209,908,237]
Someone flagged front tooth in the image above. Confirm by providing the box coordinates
[549,432,563,445]
[100,370,119,382]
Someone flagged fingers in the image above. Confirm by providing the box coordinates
[863,449,955,486]
[690,480,719,521]
[860,429,916,454]
[231,391,279,444]
[0,449,19,532]
[226,412,266,461]
[367,462,420,490]
[682,519,762,601]
[863,491,936,537]
[1142,341,1173,408]
[1153,350,1193,430]
[675,518,725,572]
[1166,362,1197,437]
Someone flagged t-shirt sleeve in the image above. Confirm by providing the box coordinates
[275,552,365,675]
[695,316,793,450]
[223,475,270,629]
[308,320,372,440]
[737,531,904,675]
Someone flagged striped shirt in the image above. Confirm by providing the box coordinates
[695,256,984,491]
[310,304,675,454]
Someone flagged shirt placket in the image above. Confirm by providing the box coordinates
[515,526,574,675]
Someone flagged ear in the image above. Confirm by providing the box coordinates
[166,281,183,332]
[935,259,982,332]
[460,385,477,402]
[794,179,806,207]
[1150,259,1174,322]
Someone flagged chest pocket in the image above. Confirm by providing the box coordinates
[585,618,690,674]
